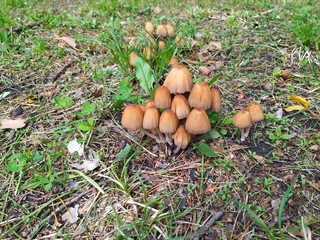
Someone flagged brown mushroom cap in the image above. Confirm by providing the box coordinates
[169,57,179,67]
[159,109,179,134]
[163,65,193,94]
[139,104,146,113]
[143,107,160,130]
[245,102,264,123]
[210,87,222,113]
[232,109,251,129]
[173,125,191,149]
[143,46,153,60]
[156,24,167,37]
[185,108,211,135]
[145,99,156,109]
[121,104,144,131]
[145,21,154,34]
[158,40,166,50]
[154,86,172,109]
[188,82,212,110]
[171,95,190,119]
[129,51,137,66]
[165,24,175,37]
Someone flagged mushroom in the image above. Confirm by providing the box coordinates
[121,104,144,131]
[188,82,212,110]
[185,108,211,135]
[165,24,175,37]
[172,125,191,154]
[156,24,167,37]
[143,46,153,60]
[145,33,157,49]
[232,109,252,141]
[154,86,172,109]
[129,51,138,67]
[139,104,146,113]
[142,106,165,143]
[210,87,222,113]
[145,99,156,109]
[159,109,179,145]
[171,95,190,119]
[163,65,193,94]
[243,102,264,139]
[158,40,166,50]
[145,21,154,34]
[128,39,136,47]
[169,57,179,68]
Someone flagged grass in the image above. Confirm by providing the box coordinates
[0,0,319,239]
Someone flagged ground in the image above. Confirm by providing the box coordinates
[0,0,319,239]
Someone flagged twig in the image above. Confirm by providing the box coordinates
[51,60,76,82]
[192,211,224,240]
[29,189,92,238]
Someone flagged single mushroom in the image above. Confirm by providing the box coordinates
[142,106,165,143]
[129,51,138,67]
[169,57,179,68]
[143,46,153,60]
[185,108,211,135]
[156,24,167,37]
[154,86,172,109]
[244,102,264,138]
[210,87,222,113]
[171,95,190,119]
[163,65,193,94]
[172,125,191,154]
[188,82,212,110]
[159,109,179,145]
[121,104,144,131]
[158,40,166,50]
[145,21,154,34]
[232,109,252,141]
[165,24,175,37]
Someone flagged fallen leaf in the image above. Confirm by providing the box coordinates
[211,41,222,50]
[275,109,283,119]
[199,66,211,75]
[254,155,265,163]
[62,204,79,224]
[58,36,77,49]
[71,149,100,171]
[205,184,216,194]
[67,138,84,156]
[284,105,306,112]
[0,119,26,129]
[289,95,309,108]
[27,94,39,103]
[152,6,161,13]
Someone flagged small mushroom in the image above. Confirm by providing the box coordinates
[172,125,191,154]
[142,107,165,143]
[232,109,252,141]
[156,24,167,37]
[185,108,211,135]
[158,40,166,50]
[243,102,264,139]
[159,109,179,145]
[188,82,212,110]
[121,104,144,131]
[165,24,175,37]
[210,87,222,113]
[129,51,138,66]
[143,46,153,60]
[145,21,154,34]
[163,65,193,94]
[154,86,172,109]
[169,57,179,67]
[171,95,190,119]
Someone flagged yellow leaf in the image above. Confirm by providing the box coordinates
[27,94,38,103]
[289,95,309,108]
[284,105,306,112]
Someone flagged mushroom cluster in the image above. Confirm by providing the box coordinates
[121,63,222,153]
[232,102,264,141]
[129,21,178,66]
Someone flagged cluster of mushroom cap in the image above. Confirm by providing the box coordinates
[232,102,264,141]
[129,21,178,66]
[121,63,222,153]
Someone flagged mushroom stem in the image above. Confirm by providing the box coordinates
[173,146,181,154]
[165,134,173,145]
[156,129,166,143]
[240,128,246,141]
[143,130,161,143]
[244,126,251,138]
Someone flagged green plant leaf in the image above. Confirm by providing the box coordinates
[196,142,217,157]
[87,117,95,127]
[81,101,95,115]
[135,56,154,94]
[7,161,20,172]
[115,144,132,161]
[208,73,222,87]
[76,122,92,131]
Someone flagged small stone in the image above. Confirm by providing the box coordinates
[199,66,211,76]
[11,106,23,117]
[263,82,273,90]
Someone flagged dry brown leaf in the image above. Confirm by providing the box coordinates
[58,36,77,49]
[211,41,222,50]
[254,155,265,163]
[153,7,161,13]
[0,119,26,129]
